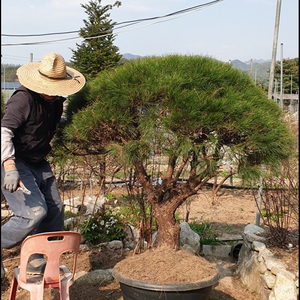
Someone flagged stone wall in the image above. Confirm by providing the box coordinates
[236,224,298,300]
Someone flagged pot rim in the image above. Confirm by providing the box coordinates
[112,268,219,291]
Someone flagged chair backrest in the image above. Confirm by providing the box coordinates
[18,231,81,285]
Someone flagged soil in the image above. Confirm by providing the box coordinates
[1,187,298,300]
[113,248,218,284]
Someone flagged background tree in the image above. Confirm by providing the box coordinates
[1,64,21,82]
[274,58,299,94]
[64,55,294,250]
[70,0,122,81]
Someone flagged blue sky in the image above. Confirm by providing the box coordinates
[1,0,299,65]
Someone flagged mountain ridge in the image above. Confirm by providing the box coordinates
[122,53,271,65]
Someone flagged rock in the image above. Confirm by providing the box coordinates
[64,217,77,228]
[79,244,90,251]
[75,270,88,280]
[202,244,232,257]
[123,224,139,249]
[75,269,113,284]
[273,273,298,300]
[265,257,286,275]
[262,272,276,289]
[237,251,262,293]
[243,224,266,243]
[107,240,123,250]
[252,241,266,252]
[179,221,200,253]
[181,244,195,253]
[258,247,273,260]
[257,260,268,274]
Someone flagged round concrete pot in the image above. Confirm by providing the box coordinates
[112,268,219,300]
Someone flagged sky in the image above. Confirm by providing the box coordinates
[1,0,299,65]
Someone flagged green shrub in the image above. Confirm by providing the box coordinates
[188,221,223,249]
[64,210,78,219]
[80,208,126,245]
[118,194,156,228]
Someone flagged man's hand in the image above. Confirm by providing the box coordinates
[3,163,20,193]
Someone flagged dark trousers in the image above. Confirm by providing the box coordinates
[1,159,64,249]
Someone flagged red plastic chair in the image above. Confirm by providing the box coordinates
[9,231,81,300]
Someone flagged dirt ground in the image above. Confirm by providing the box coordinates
[1,187,298,300]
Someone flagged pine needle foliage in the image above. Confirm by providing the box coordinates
[65,55,294,180]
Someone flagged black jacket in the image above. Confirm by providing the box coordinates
[1,86,65,166]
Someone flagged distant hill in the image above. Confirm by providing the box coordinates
[230,59,271,87]
[122,53,141,60]
[231,59,271,71]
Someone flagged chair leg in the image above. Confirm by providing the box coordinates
[9,277,18,300]
[60,280,72,300]
[29,284,45,300]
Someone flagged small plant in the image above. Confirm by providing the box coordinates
[116,193,158,250]
[80,208,126,245]
[64,210,78,220]
[255,162,299,248]
[106,192,116,201]
[260,208,287,222]
[118,194,155,227]
[188,221,223,250]
[225,222,233,233]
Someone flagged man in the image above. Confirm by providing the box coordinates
[1,52,85,278]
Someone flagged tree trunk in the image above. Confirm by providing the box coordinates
[153,203,181,250]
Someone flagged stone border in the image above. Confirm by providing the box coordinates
[236,224,298,300]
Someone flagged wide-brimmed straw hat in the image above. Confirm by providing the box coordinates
[17,52,86,96]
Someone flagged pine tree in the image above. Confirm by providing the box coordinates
[274,58,299,94]
[70,0,122,81]
[65,55,295,249]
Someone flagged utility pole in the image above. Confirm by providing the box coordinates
[268,0,282,100]
[280,43,283,108]
[274,79,278,103]
[257,0,282,228]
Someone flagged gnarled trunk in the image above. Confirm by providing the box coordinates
[153,202,181,250]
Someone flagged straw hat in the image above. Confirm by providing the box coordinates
[17,52,86,96]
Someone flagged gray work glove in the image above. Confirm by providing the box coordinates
[3,166,20,193]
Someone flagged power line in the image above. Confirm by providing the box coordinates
[1,54,30,63]
[1,0,224,46]
[2,31,79,37]
[115,0,223,26]
[2,36,82,47]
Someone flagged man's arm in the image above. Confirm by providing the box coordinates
[1,127,15,166]
[1,127,21,192]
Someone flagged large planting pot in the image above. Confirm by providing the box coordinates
[112,268,219,300]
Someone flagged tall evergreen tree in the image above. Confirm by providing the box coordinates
[71,0,122,81]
